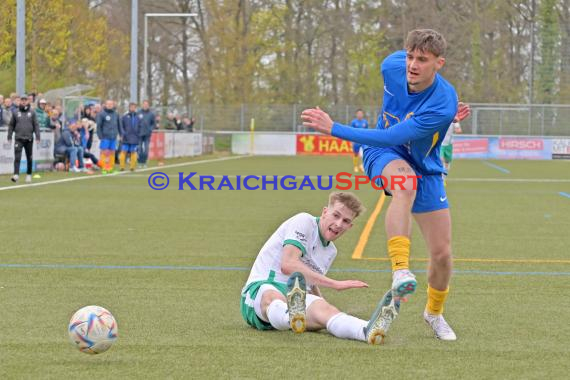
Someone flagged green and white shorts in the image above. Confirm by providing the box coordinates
[240,274,323,330]
[441,144,453,163]
[241,280,288,330]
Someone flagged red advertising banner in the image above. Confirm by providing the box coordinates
[296,135,353,155]
[499,138,544,151]
[149,132,165,160]
[453,139,489,154]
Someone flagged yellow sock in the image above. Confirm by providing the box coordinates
[119,151,127,169]
[426,285,449,315]
[110,151,116,170]
[100,152,107,171]
[388,236,411,272]
[352,156,358,168]
[130,152,137,170]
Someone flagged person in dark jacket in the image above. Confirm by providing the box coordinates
[119,102,140,171]
[96,99,121,174]
[137,100,155,168]
[7,94,40,183]
[54,121,86,172]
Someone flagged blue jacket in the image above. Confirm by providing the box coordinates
[120,111,140,145]
[96,108,120,140]
[54,127,79,155]
[138,109,156,137]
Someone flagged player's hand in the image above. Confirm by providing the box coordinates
[301,107,334,135]
[333,280,369,291]
[454,102,471,122]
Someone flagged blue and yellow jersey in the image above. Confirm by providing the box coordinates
[350,118,368,130]
[332,50,458,175]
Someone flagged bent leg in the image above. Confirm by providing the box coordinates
[257,288,289,330]
[381,160,417,272]
[381,159,417,238]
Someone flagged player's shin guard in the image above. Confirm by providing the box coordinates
[266,299,290,330]
[326,312,367,341]
[130,152,137,170]
[426,285,449,315]
[388,236,411,272]
[99,151,107,171]
[109,151,116,170]
[119,151,127,170]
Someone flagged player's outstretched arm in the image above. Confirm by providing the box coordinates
[281,245,368,291]
[302,106,448,148]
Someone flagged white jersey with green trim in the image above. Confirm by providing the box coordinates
[442,122,460,146]
[242,212,337,293]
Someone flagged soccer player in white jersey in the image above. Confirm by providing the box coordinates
[441,120,462,185]
[240,192,400,345]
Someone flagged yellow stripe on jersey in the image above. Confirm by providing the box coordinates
[425,132,440,158]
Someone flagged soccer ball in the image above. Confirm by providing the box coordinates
[68,305,118,354]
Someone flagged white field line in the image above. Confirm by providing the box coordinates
[0,156,248,192]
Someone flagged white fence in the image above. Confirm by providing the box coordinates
[0,130,206,175]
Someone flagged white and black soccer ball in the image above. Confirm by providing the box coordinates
[68,305,118,354]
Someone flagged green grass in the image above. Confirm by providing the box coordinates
[1,156,570,379]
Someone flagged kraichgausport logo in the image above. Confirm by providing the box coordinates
[148,172,421,191]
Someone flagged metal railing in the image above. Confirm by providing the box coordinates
[153,103,570,136]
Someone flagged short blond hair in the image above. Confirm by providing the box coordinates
[405,29,447,57]
[328,192,365,218]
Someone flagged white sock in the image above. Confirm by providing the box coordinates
[326,312,367,341]
[266,300,290,330]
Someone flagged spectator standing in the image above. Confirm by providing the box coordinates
[137,100,155,168]
[96,99,121,174]
[7,94,40,183]
[119,102,140,171]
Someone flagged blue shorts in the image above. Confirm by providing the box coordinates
[352,143,362,154]
[364,147,448,213]
[99,139,117,151]
[121,143,138,153]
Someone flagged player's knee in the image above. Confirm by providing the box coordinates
[260,290,283,309]
[430,247,452,265]
[391,186,416,203]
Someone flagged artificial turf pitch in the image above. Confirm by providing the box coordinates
[1,155,569,379]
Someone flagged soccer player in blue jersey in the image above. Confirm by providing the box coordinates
[302,29,471,341]
[350,109,368,173]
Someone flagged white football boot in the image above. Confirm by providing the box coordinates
[423,311,457,341]
[391,269,417,298]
